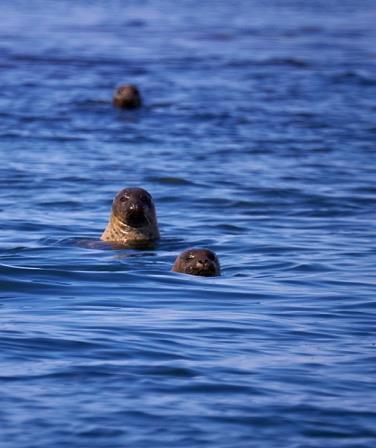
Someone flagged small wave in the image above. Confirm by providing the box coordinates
[146,176,196,186]
[331,70,376,86]
[225,57,311,69]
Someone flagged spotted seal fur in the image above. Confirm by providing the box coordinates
[101,187,159,247]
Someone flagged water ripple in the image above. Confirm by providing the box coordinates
[1,0,376,447]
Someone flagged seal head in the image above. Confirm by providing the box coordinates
[172,248,220,277]
[101,188,159,247]
[113,84,142,109]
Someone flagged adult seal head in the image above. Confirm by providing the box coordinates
[172,248,220,277]
[101,188,159,247]
[113,84,142,109]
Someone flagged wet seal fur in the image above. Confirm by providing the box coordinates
[172,248,220,277]
[113,84,142,109]
[101,188,159,247]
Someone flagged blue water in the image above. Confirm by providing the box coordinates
[1,1,376,447]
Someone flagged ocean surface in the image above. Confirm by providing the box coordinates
[0,1,375,447]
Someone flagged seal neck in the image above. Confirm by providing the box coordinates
[101,211,159,245]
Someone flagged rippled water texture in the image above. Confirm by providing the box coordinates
[1,1,376,447]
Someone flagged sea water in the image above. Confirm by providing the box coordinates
[0,1,375,447]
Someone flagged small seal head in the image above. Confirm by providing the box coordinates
[172,248,220,277]
[101,188,159,247]
[113,84,142,109]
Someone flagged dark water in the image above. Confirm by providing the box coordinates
[1,1,376,447]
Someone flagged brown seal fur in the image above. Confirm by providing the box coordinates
[113,84,142,109]
[172,248,220,277]
[101,188,159,247]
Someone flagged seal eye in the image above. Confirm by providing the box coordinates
[120,196,129,203]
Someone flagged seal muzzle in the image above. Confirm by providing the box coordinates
[126,202,148,228]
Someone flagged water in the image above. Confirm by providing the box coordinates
[1,1,376,446]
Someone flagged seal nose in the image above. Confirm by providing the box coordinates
[197,257,215,273]
[129,201,142,213]
[126,201,148,228]
[197,258,213,270]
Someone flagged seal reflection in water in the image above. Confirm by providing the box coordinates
[172,248,220,277]
[101,188,159,247]
[113,84,142,109]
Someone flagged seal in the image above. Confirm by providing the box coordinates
[101,187,159,247]
[113,84,142,109]
[172,248,220,277]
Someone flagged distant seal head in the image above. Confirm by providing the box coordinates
[113,84,142,109]
[172,248,220,277]
[101,188,159,247]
